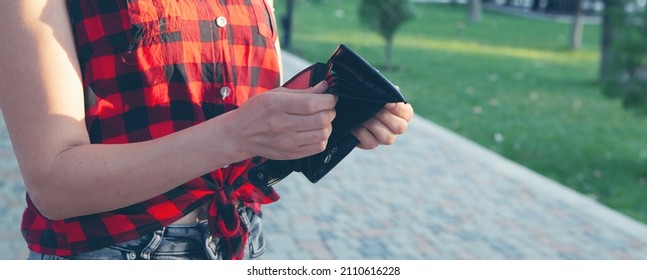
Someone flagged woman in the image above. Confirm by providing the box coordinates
[0,0,413,260]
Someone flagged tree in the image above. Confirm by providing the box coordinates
[570,0,584,50]
[280,0,296,50]
[600,0,625,84]
[601,0,647,111]
[468,0,483,22]
[358,0,415,70]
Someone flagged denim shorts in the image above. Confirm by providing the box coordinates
[28,206,264,260]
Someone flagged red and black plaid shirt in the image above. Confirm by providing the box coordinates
[21,0,281,260]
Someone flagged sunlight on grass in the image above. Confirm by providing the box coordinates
[298,33,598,65]
[397,37,599,64]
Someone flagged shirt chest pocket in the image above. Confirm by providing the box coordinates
[94,0,183,50]
[251,0,277,42]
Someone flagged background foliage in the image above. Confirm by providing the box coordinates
[601,0,647,112]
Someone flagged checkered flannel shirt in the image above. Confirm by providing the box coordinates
[21,0,281,260]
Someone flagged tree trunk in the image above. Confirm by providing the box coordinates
[600,0,622,83]
[570,0,584,50]
[468,0,482,22]
[280,0,295,50]
[531,0,541,11]
[385,37,394,70]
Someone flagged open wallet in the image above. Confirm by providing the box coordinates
[248,44,407,188]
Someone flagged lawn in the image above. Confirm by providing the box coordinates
[274,1,647,224]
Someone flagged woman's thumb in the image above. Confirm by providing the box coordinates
[303,80,329,94]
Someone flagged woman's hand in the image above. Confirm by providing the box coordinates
[352,102,414,150]
[225,81,338,160]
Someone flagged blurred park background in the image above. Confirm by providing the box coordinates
[3,0,647,260]
[275,0,647,224]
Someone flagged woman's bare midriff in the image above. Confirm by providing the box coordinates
[170,202,209,225]
[169,199,240,225]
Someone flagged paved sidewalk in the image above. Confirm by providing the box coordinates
[0,111,27,260]
[2,51,647,260]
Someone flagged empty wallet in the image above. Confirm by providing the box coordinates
[248,44,407,188]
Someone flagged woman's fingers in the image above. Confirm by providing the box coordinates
[352,102,414,150]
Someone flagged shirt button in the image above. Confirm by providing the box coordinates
[220,86,231,99]
[216,16,227,28]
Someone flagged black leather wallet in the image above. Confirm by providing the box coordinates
[248,44,407,188]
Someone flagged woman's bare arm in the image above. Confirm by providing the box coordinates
[0,0,337,220]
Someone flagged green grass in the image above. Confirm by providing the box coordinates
[275,1,647,223]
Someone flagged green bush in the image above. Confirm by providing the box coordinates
[602,2,647,113]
